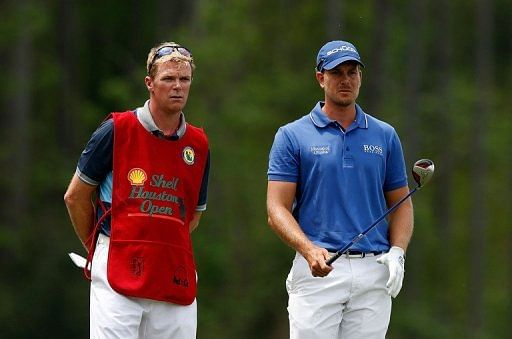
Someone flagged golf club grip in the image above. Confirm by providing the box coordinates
[326,252,341,266]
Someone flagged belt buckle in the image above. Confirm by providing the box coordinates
[345,251,365,258]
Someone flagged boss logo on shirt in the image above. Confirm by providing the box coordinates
[310,145,330,155]
[363,144,383,155]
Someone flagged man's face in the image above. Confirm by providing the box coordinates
[146,60,192,114]
[316,61,362,107]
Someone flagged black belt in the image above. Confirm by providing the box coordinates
[327,250,384,258]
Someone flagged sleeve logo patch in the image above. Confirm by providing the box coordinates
[127,168,147,185]
[183,146,195,165]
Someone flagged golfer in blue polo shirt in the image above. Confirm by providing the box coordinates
[267,40,414,339]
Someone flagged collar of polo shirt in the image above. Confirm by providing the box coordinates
[309,102,368,130]
[136,100,187,139]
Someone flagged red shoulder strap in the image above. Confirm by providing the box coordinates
[83,199,111,280]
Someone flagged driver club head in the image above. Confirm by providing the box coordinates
[412,159,435,187]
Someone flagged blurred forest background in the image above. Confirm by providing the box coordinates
[1,0,511,338]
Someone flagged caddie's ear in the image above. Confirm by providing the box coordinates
[145,76,153,91]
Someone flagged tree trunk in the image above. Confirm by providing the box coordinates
[365,0,391,115]
[430,0,458,332]
[402,1,427,161]
[56,0,80,155]
[468,0,493,336]
[4,0,32,228]
[325,0,342,40]
[400,0,427,302]
[155,0,193,41]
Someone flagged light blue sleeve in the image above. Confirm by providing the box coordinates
[98,172,113,203]
[267,127,299,182]
[384,129,408,191]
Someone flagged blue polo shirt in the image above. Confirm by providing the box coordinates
[76,100,210,235]
[268,102,408,252]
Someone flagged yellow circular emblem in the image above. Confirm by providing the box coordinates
[183,147,195,165]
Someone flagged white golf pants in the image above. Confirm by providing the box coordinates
[286,252,391,339]
[90,234,197,339]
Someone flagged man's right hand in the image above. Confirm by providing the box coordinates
[303,246,333,277]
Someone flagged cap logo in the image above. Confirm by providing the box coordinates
[326,45,357,56]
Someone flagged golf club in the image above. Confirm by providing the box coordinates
[326,159,435,266]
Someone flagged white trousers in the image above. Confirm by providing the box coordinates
[287,252,391,339]
[90,234,197,339]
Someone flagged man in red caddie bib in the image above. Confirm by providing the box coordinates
[64,41,210,339]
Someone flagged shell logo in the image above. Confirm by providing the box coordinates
[127,168,147,186]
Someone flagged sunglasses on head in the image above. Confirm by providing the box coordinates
[148,45,193,73]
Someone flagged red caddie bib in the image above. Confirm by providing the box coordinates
[107,111,208,305]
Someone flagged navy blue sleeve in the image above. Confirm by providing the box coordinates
[196,150,210,211]
[76,119,113,185]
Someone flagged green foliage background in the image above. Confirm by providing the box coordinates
[0,0,511,338]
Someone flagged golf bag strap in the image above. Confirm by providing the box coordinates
[83,199,111,281]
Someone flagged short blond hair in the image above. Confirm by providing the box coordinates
[146,41,195,77]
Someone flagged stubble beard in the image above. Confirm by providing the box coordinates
[334,88,359,108]
[330,94,356,108]
[336,98,354,107]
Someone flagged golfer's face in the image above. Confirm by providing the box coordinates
[150,60,192,114]
[319,62,361,107]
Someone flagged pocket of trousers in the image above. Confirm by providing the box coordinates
[91,235,109,283]
[286,253,308,294]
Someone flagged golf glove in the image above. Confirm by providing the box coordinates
[376,246,405,298]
